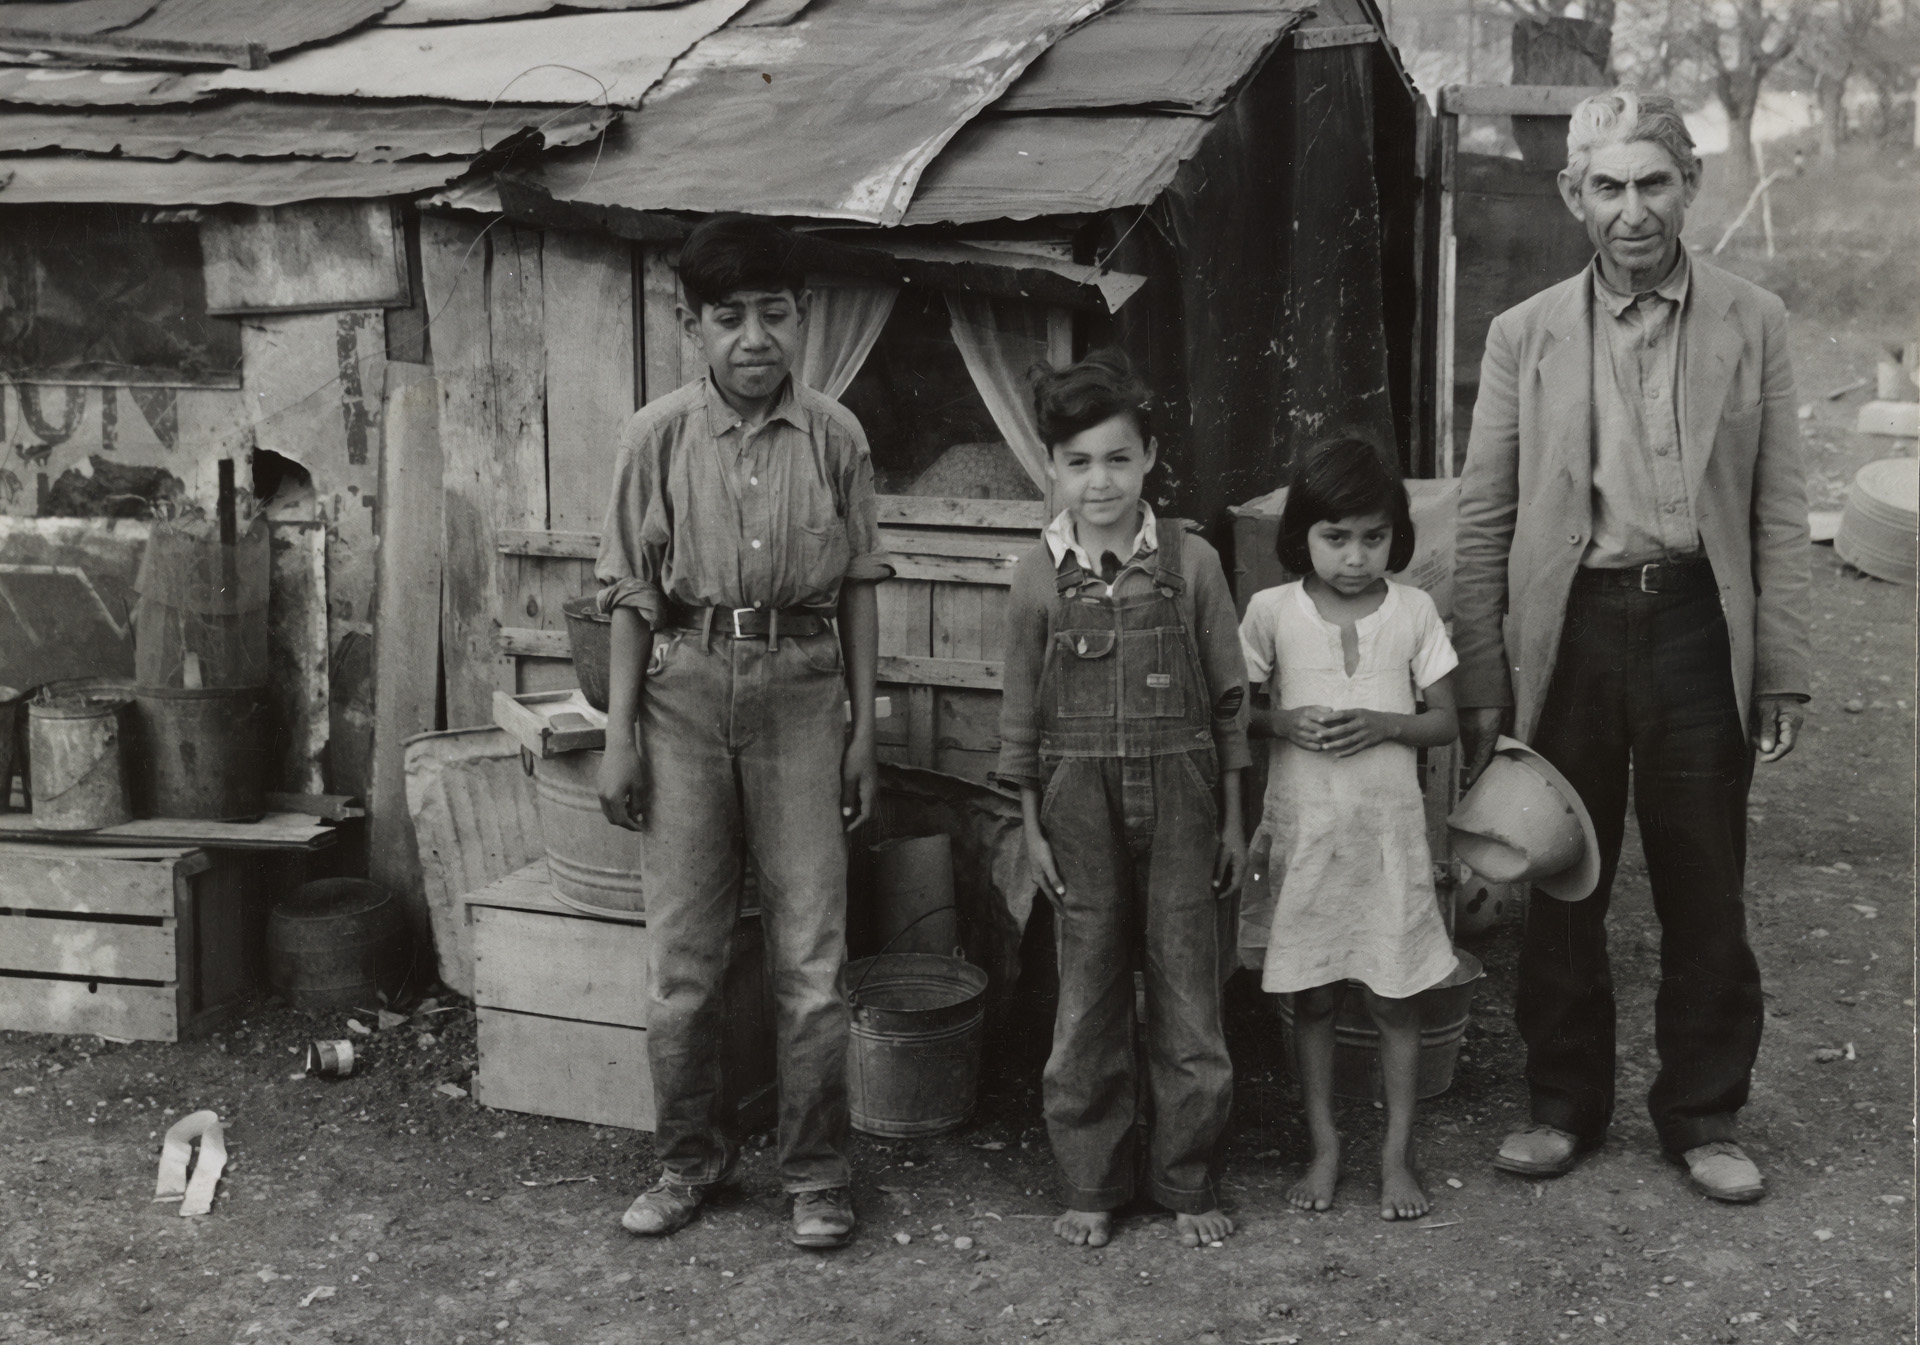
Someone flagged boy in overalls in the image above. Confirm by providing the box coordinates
[595,215,890,1248]
[997,351,1250,1249]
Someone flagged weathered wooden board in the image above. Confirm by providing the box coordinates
[639,245,681,403]
[542,229,636,533]
[473,904,652,1029]
[0,979,179,1042]
[369,361,444,946]
[877,655,1000,691]
[877,577,932,660]
[474,1007,656,1131]
[878,495,1051,530]
[0,845,199,916]
[202,203,409,315]
[422,216,548,729]
[0,813,334,851]
[2,913,176,982]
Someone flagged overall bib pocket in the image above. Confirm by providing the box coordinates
[1051,628,1117,718]
[1120,627,1189,719]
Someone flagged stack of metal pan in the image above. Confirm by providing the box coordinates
[1835,457,1918,585]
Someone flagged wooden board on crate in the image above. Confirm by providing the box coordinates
[492,689,607,758]
[0,812,335,850]
[465,861,774,1132]
[0,843,252,1042]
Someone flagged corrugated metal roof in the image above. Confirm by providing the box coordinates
[378,0,687,22]
[0,1,159,38]
[0,153,465,204]
[900,113,1211,225]
[996,0,1307,116]
[512,0,1115,226]
[192,0,749,104]
[0,98,608,159]
[0,0,403,65]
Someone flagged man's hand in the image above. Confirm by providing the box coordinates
[841,727,878,832]
[597,739,646,831]
[1459,707,1510,784]
[1025,820,1066,899]
[1213,814,1248,899]
[1751,694,1804,764]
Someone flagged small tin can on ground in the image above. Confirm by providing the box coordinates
[306,1039,355,1079]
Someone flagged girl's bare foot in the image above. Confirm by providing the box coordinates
[1379,1155,1429,1220]
[1287,1146,1340,1212]
[1175,1209,1234,1246]
[1053,1209,1111,1247]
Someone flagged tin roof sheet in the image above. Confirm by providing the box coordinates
[0,152,466,203]
[900,112,1212,225]
[512,0,1113,225]
[995,0,1307,116]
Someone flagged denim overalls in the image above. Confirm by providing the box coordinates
[1034,517,1234,1216]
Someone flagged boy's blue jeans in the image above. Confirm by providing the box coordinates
[1038,748,1232,1215]
[636,626,852,1193]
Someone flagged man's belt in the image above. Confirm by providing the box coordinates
[666,603,835,644]
[1574,557,1716,595]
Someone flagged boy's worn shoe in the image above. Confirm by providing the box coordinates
[1674,1141,1766,1204]
[621,1177,704,1236]
[789,1187,857,1248]
[1492,1125,1586,1177]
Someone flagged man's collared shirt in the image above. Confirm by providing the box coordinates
[596,375,892,625]
[1584,245,1702,569]
[1044,502,1158,592]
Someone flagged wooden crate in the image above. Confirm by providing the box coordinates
[0,843,252,1042]
[466,861,774,1132]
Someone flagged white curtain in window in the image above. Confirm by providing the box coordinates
[799,278,898,400]
[943,292,1053,494]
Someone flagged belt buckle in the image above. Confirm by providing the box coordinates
[1639,563,1661,594]
[731,608,753,638]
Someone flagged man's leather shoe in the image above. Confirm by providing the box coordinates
[1676,1141,1766,1203]
[790,1186,857,1248]
[621,1176,704,1236]
[1492,1125,1585,1177]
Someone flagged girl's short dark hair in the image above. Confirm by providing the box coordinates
[1029,348,1154,449]
[1276,437,1416,575]
[677,215,806,312]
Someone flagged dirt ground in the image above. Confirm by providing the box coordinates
[4,147,1917,1345]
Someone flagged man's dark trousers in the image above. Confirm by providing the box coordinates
[1518,562,1762,1156]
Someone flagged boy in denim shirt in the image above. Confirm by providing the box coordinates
[998,351,1250,1249]
[595,216,891,1248]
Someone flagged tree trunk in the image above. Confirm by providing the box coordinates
[1718,70,1762,195]
[1815,72,1847,159]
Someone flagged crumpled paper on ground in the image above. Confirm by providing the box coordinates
[154,1110,226,1216]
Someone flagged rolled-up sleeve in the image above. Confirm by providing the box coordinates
[836,421,895,585]
[593,416,670,629]
[993,548,1052,790]
[1188,539,1252,773]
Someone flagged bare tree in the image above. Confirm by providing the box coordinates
[1794,0,1886,155]
[1658,0,1813,190]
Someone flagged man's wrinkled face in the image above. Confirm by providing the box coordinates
[1559,138,1697,285]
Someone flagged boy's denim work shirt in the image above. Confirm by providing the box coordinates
[595,375,893,623]
[997,510,1251,790]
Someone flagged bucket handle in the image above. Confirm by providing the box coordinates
[848,903,961,1007]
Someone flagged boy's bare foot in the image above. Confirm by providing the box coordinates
[1053,1210,1111,1247]
[1379,1156,1430,1221]
[1175,1209,1234,1246]
[1287,1147,1340,1212]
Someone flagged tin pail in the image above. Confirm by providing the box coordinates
[530,750,646,919]
[131,685,270,820]
[840,953,988,1138]
[28,690,134,831]
[1276,950,1484,1102]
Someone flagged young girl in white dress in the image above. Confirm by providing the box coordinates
[1239,438,1460,1222]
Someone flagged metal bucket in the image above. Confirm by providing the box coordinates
[839,952,989,1138]
[130,685,270,820]
[530,749,646,920]
[28,690,134,831]
[561,597,612,712]
[1275,950,1484,1103]
[268,878,411,1010]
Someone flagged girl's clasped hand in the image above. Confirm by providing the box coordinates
[1277,705,1400,756]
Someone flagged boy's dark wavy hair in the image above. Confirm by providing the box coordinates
[677,214,806,312]
[1028,348,1154,450]
[1276,437,1416,576]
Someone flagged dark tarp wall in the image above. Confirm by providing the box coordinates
[1093,41,1399,541]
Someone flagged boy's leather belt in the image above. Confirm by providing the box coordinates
[666,603,834,642]
[1574,557,1715,595]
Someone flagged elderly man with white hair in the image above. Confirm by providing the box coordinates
[1453,89,1811,1202]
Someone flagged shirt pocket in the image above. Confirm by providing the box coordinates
[1051,628,1116,718]
[1120,627,1189,719]
[793,509,852,595]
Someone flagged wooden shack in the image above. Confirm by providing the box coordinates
[0,0,1430,932]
